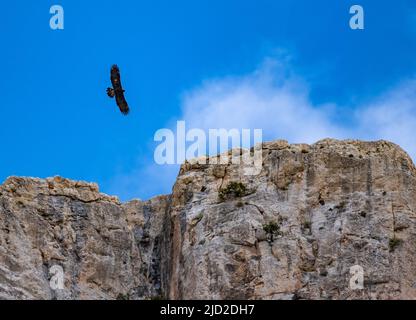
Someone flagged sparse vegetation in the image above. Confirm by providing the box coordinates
[116,293,130,300]
[191,213,204,227]
[281,184,289,191]
[263,221,282,243]
[218,182,247,201]
[302,221,311,229]
[334,201,347,210]
[389,237,402,252]
[236,201,245,208]
[263,221,280,234]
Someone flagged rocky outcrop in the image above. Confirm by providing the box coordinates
[1,139,416,300]
[0,176,169,299]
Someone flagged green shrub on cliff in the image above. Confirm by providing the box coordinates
[218,182,247,201]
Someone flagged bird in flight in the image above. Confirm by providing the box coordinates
[107,64,130,115]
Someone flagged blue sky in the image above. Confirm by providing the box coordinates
[1,0,416,201]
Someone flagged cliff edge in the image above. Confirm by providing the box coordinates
[1,139,416,299]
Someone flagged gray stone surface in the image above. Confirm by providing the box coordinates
[1,139,416,300]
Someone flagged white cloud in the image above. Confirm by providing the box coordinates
[354,80,416,158]
[181,58,347,144]
[109,57,416,201]
[182,58,416,159]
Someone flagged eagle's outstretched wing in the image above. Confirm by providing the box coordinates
[108,65,130,115]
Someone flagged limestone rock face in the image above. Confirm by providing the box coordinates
[1,139,416,300]
[166,139,416,300]
[0,176,169,299]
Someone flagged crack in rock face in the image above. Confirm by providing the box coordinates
[1,139,416,300]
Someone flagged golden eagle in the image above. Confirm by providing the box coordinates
[106,65,130,115]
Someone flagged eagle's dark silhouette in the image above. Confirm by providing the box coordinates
[107,65,130,115]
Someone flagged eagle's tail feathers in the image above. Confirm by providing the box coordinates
[121,107,130,115]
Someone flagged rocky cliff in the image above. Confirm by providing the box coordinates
[1,139,416,300]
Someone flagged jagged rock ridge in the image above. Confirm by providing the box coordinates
[1,139,416,299]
